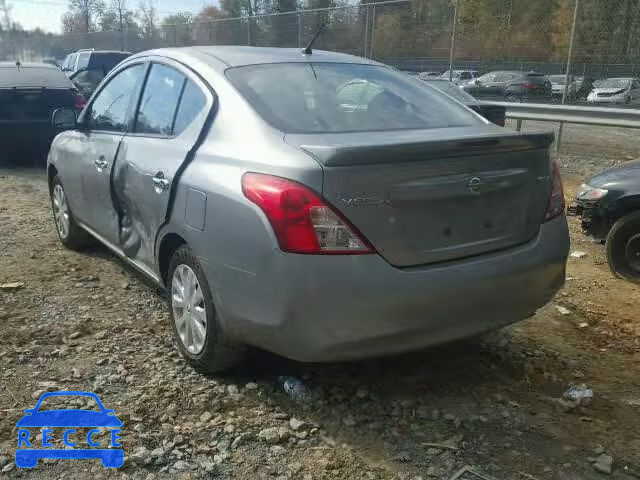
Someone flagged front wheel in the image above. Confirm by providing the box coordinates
[167,245,244,373]
[606,211,640,283]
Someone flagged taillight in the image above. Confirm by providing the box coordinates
[545,158,565,221]
[520,82,537,89]
[74,93,87,110]
[241,173,374,254]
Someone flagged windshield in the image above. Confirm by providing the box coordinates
[594,78,631,89]
[226,63,479,134]
[548,75,572,84]
[421,79,477,103]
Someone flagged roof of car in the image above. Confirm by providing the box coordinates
[76,49,131,55]
[0,62,73,88]
[133,46,382,69]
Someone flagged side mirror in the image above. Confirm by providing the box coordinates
[52,108,77,130]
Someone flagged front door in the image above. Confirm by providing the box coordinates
[76,63,146,245]
[113,61,212,269]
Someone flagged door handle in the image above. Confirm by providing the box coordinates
[152,172,170,193]
[94,156,108,171]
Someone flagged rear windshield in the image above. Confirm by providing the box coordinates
[594,78,631,89]
[0,66,72,88]
[421,79,477,104]
[226,63,480,134]
[88,52,130,70]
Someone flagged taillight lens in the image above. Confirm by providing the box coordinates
[74,93,87,110]
[545,158,565,221]
[241,173,374,254]
[520,82,537,89]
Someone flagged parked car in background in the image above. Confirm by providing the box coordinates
[440,69,479,84]
[0,62,86,165]
[47,46,568,372]
[60,50,131,98]
[548,74,582,99]
[418,77,506,126]
[462,71,552,101]
[61,49,131,76]
[571,160,640,283]
[587,78,640,105]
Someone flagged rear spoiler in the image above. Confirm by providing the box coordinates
[286,128,554,166]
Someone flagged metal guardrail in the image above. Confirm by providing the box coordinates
[493,102,640,129]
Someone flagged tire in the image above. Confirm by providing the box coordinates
[50,175,92,250]
[606,210,640,284]
[167,245,244,373]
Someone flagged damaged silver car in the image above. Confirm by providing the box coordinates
[47,47,569,372]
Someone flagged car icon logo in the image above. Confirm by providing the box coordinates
[15,391,124,469]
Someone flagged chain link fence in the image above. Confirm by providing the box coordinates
[4,0,640,89]
[1,0,640,157]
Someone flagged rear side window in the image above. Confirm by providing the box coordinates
[76,52,91,71]
[173,80,206,135]
[63,53,77,72]
[226,63,479,134]
[135,63,185,136]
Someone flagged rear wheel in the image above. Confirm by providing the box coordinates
[167,245,244,372]
[606,211,640,283]
[50,175,92,250]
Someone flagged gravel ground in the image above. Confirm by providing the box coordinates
[1,152,640,480]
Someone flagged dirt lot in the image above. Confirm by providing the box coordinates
[1,151,640,480]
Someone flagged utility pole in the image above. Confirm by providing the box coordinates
[557,0,579,152]
[448,0,458,82]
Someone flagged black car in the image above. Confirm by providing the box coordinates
[0,62,86,164]
[571,160,640,283]
[419,77,506,126]
[462,71,552,101]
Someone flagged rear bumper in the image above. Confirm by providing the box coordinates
[210,216,569,362]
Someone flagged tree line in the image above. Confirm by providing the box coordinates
[0,0,638,66]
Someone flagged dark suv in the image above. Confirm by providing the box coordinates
[61,49,131,75]
[61,50,131,98]
[463,71,552,101]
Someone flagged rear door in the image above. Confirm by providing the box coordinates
[71,62,146,243]
[113,60,212,268]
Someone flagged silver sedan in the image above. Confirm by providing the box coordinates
[47,47,569,372]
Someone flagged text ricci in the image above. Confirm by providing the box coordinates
[18,429,121,448]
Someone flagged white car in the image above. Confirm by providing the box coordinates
[548,74,582,98]
[587,77,640,104]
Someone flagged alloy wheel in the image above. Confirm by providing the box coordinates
[171,264,207,354]
[52,184,70,239]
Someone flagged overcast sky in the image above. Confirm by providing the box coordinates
[10,0,211,33]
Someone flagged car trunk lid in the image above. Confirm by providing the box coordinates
[285,127,554,267]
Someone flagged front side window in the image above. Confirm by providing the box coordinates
[87,64,144,132]
[135,63,185,136]
[226,63,480,134]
